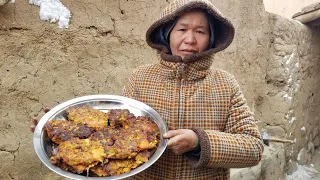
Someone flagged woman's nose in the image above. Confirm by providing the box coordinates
[184,31,196,44]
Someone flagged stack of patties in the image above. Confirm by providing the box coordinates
[44,106,160,177]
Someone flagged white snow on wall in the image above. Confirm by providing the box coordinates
[289,116,296,124]
[28,0,71,28]
[286,165,320,180]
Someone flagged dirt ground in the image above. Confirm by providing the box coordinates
[0,0,319,179]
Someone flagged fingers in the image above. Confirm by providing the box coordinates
[166,135,179,148]
[167,137,183,155]
[30,106,51,132]
[163,130,180,152]
[30,106,50,133]
[43,106,51,113]
[164,129,199,155]
[30,117,38,132]
[163,130,179,139]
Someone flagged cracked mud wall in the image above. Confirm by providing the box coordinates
[0,0,319,179]
[214,0,320,177]
[0,1,169,179]
[263,15,320,172]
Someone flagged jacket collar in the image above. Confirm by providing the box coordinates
[158,53,213,81]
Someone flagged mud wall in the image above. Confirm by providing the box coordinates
[0,0,9,7]
[1,1,166,179]
[262,15,320,174]
[263,0,320,18]
[0,0,319,179]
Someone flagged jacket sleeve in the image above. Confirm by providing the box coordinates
[186,75,264,168]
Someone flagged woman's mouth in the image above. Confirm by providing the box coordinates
[181,49,198,55]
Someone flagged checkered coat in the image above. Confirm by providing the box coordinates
[123,0,264,179]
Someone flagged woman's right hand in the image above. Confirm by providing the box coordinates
[30,107,51,132]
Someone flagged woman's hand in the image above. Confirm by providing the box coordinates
[163,129,199,155]
[30,107,51,132]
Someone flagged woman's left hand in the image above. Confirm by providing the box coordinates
[163,129,199,155]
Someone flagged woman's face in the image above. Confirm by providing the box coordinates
[169,11,210,58]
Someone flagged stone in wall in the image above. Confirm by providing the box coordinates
[259,143,286,180]
[297,148,311,165]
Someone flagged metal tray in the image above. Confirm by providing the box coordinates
[33,94,168,180]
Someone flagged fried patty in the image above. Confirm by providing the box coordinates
[89,124,158,159]
[89,128,116,148]
[107,109,135,128]
[66,106,109,130]
[128,116,160,137]
[44,120,93,144]
[50,138,106,174]
[90,150,152,177]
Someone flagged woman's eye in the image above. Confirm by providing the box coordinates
[196,30,204,34]
[178,29,186,31]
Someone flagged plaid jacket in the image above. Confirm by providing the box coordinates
[123,0,263,179]
[122,57,264,180]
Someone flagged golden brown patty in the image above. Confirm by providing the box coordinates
[50,138,106,174]
[90,151,152,177]
[90,126,158,159]
[89,128,116,148]
[66,106,109,130]
[44,120,93,144]
[128,116,160,137]
[107,109,135,127]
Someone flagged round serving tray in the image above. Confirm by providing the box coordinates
[33,94,168,180]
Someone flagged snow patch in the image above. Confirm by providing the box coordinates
[286,165,320,180]
[289,117,296,124]
[28,0,71,28]
[285,53,294,65]
[283,94,293,104]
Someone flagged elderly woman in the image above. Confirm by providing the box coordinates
[30,0,264,179]
[123,0,264,179]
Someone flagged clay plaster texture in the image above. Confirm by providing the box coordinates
[0,0,9,6]
[0,0,319,179]
[267,15,320,169]
[263,0,320,18]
